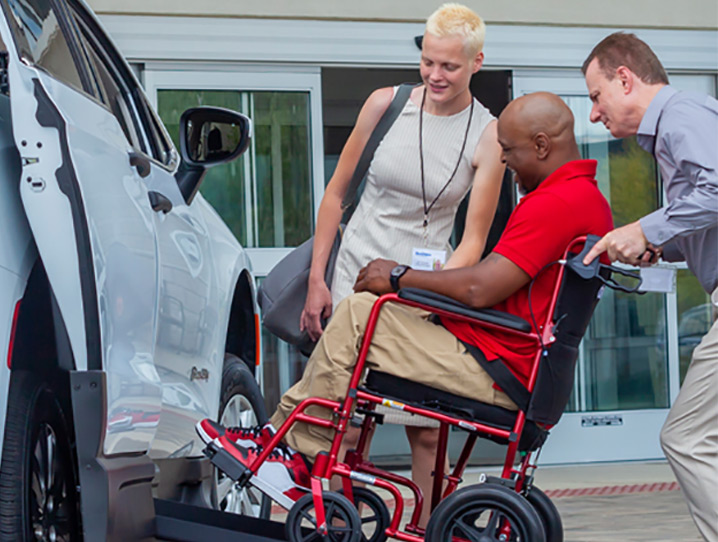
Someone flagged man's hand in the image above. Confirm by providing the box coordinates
[353,258,398,295]
[583,221,649,266]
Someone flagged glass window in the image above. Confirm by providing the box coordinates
[74,31,142,149]
[157,89,313,248]
[67,4,174,164]
[559,95,669,412]
[66,8,150,153]
[676,270,715,384]
[3,0,84,91]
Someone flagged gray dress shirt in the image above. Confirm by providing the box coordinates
[637,85,718,294]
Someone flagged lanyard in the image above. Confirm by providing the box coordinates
[419,87,474,241]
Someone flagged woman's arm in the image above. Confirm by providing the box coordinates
[300,87,395,340]
[444,120,505,270]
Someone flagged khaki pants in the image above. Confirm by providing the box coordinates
[660,287,718,542]
[270,292,515,460]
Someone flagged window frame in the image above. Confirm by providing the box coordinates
[65,0,177,169]
[0,0,93,94]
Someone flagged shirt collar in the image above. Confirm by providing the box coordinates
[534,159,598,192]
[637,86,677,150]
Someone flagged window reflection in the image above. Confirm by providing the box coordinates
[157,89,313,248]
[676,270,715,384]
[562,95,669,412]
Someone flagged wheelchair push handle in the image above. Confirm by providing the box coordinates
[566,234,643,294]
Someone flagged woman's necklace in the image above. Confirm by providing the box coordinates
[419,87,474,244]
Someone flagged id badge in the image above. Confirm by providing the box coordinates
[412,247,446,271]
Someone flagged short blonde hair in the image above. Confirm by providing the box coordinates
[425,3,486,57]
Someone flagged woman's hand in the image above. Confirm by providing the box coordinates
[300,279,333,341]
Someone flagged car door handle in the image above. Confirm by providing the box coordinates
[148,191,173,214]
[129,151,151,178]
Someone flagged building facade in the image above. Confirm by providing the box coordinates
[87,0,718,465]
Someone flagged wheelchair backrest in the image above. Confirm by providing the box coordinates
[525,252,607,426]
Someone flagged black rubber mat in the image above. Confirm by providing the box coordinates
[154,499,286,541]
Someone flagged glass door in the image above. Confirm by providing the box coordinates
[513,71,716,464]
[145,66,325,408]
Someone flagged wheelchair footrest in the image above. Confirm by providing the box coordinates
[204,441,252,485]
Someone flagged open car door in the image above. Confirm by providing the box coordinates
[0,0,163,455]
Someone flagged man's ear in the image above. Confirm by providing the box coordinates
[472,51,484,74]
[616,66,634,94]
[534,132,551,160]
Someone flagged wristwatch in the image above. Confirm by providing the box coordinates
[389,265,411,292]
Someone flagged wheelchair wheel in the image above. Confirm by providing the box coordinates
[425,483,546,542]
[339,486,390,542]
[525,485,563,542]
[286,491,362,542]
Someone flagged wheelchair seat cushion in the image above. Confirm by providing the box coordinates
[363,371,548,452]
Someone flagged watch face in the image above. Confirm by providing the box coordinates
[391,265,407,278]
[390,265,408,292]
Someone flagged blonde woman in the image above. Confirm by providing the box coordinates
[300,3,505,526]
[198,4,505,527]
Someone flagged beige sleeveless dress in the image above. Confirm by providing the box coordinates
[330,90,495,425]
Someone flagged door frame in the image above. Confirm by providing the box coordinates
[512,69,714,464]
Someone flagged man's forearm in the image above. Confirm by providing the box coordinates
[398,253,530,309]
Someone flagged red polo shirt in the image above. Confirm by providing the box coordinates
[441,159,613,387]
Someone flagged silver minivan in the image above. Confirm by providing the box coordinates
[0,0,268,539]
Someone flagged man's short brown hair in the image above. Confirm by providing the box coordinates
[582,32,669,85]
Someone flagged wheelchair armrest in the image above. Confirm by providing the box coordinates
[397,287,532,332]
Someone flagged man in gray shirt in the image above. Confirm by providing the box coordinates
[582,32,717,541]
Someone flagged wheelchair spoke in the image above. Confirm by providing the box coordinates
[298,508,318,528]
[325,500,337,521]
[453,516,484,542]
[484,509,502,534]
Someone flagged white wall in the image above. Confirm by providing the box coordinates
[87,0,717,30]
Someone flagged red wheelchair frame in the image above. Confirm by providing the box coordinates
[208,235,640,541]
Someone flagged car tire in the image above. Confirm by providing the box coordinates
[213,353,271,519]
[0,371,80,541]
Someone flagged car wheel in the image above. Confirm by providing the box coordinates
[0,371,80,541]
[213,353,271,519]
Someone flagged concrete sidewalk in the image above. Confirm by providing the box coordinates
[493,461,699,541]
[396,461,700,541]
[270,461,702,541]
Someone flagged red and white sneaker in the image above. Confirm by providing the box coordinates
[196,419,276,449]
[214,436,311,510]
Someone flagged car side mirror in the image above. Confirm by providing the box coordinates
[175,106,252,204]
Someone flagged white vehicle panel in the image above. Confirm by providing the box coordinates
[147,181,223,457]
[0,24,164,453]
[9,73,90,372]
[0,102,32,278]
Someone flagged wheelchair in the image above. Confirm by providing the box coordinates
[206,235,641,542]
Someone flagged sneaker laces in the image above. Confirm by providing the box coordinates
[247,443,294,462]
[226,425,265,438]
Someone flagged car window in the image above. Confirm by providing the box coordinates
[70,17,146,151]
[67,1,175,166]
[2,0,85,91]
[140,97,175,167]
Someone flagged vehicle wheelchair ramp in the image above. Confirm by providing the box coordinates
[154,499,287,541]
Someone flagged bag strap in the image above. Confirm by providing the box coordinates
[459,339,531,412]
[341,83,416,219]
